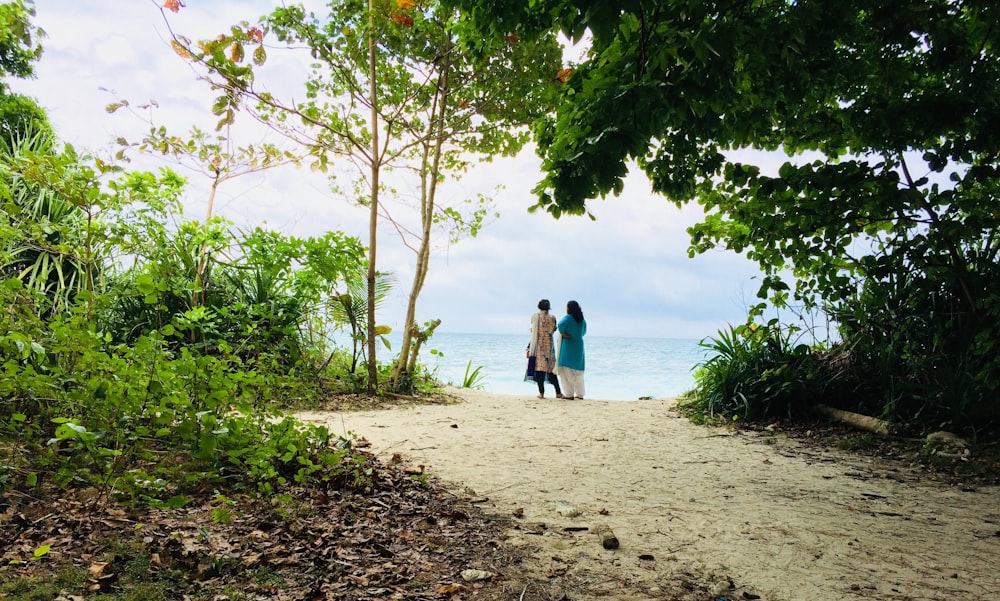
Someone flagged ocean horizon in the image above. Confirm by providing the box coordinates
[399,332,710,401]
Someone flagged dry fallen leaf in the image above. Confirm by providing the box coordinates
[461,568,492,581]
[87,561,109,577]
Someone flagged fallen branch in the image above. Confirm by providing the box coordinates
[817,404,894,435]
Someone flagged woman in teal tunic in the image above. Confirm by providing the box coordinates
[557,300,587,399]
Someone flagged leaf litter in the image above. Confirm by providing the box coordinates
[0,451,540,600]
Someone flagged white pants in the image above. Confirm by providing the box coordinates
[560,368,585,399]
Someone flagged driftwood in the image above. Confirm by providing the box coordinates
[817,404,894,435]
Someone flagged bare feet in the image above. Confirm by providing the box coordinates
[575,396,584,400]
[556,393,568,399]
[537,394,544,399]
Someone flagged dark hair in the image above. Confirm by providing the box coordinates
[567,300,584,322]
[537,299,551,311]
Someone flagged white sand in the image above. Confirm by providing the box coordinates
[298,388,1000,601]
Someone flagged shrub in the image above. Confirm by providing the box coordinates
[681,321,821,422]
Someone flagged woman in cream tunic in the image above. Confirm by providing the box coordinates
[526,299,565,399]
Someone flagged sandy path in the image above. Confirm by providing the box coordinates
[299,389,1000,601]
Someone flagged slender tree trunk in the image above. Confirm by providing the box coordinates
[84,208,94,318]
[193,175,220,309]
[391,142,433,386]
[365,0,380,393]
[391,41,452,390]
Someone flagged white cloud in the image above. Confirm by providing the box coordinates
[13,0,765,340]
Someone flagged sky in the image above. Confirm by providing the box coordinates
[11,0,773,340]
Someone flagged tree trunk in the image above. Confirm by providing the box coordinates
[391,41,452,391]
[193,174,220,310]
[365,0,380,393]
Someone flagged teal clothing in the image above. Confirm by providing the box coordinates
[557,315,587,371]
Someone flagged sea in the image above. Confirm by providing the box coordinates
[406,332,710,401]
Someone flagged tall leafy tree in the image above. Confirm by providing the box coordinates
[163,0,565,391]
[0,0,50,145]
[0,0,39,78]
[450,0,1000,427]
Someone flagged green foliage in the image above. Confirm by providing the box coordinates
[0,92,52,147]
[0,0,49,144]
[0,292,372,500]
[681,322,820,421]
[1,565,88,600]
[0,112,378,507]
[97,200,368,375]
[324,263,394,379]
[833,433,879,453]
[121,122,301,185]
[460,360,486,389]
[405,362,443,396]
[0,0,42,86]
[0,127,92,316]
[830,264,1000,434]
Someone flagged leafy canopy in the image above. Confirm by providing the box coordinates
[447,0,1000,432]
[447,0,1000,300]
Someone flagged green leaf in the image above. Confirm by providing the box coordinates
[252,45,267,66]
[163,495,190,509]
[212,508,232,524]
